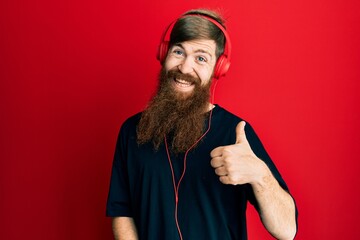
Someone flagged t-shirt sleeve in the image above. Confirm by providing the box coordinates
[106,122,133,217]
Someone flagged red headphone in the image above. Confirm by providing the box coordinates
[157,14,232,79]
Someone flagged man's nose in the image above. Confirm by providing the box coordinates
[178,57,194,74]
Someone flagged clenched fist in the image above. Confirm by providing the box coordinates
[210,121,267,185]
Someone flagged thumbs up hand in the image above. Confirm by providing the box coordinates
[210,121,267,185]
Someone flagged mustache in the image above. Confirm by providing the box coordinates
[166,70,200,85]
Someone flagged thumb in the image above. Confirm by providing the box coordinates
[235,121,247,144]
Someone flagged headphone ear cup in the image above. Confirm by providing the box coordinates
[157,41,169,64]
[214,55,231,79]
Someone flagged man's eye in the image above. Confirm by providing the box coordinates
[173,50,183,55]
[197,56,207,62]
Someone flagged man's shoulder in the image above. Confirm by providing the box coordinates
[124,112,141,124]
[214,105,245,123]
[121,112,142,130]
[116,112,142,138]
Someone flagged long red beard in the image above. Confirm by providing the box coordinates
[137,68,212,154]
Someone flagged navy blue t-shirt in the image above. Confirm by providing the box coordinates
[106,105,290,240]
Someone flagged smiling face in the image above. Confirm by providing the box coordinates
[164,39,217,96]
[136,39,218,153]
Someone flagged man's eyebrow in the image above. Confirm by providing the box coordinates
[173,43,213,59]
[173,43,184,49]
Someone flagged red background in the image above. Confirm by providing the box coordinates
[1,0,359,239]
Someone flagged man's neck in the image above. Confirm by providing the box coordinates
[207,103,215,112]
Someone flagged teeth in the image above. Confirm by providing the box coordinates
[175,78,192,86]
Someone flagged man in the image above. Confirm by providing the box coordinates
[106,9,297,240]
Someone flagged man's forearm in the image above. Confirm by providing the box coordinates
[252,162,297,240]
[112,217,138,240]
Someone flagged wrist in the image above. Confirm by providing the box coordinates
[250,160,274,188]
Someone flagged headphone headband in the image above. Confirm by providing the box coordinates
[157,14,232,79]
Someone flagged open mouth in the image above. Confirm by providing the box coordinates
[166,70,198,93]
[174,78,193,87]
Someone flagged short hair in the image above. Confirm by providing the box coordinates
[169,9,226,59]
